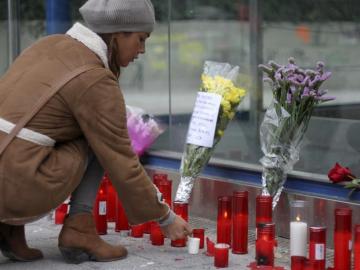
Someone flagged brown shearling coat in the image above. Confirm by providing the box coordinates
[0,34,168,225]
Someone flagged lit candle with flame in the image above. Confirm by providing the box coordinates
[290,201,308,257]
[217,196,232,246]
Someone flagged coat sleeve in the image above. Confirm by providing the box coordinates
[71,71,169,225]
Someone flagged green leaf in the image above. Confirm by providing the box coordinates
[344,179,360,189]
[348,188,357,199]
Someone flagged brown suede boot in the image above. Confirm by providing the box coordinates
[0,223,43,262]
[58,213,127,264]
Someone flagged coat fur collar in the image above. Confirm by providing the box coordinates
[66,23,109,69]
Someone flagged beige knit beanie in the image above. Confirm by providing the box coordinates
[79,0,155,34]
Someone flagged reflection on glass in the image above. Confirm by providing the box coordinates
[2,0,360,178]
[0,1,9,74]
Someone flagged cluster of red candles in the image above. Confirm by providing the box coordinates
[74,172,206,248]
[213,193,276,268]
[290,207,357,270]
[54,177,360,270]
[54,173,171,243]
[291,225,327,270]
[216,193,359,270]
[217,191,249,252]
[91,173,174,245]
[212,191,249,268]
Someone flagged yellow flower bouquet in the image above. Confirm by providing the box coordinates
[175,61,247,203]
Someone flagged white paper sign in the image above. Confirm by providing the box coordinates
[99,201,106,215]
[315,243,325,260]
[186,92,221,147]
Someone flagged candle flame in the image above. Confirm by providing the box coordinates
[261,235,270,241]
[224,211,228,218]
[296,215,300,221]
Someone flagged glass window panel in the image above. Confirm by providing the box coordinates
[262,0,360,175]
[151,0,360,178]
[18,1,45,50]
[150,0,252,155]
[121,4,171,148]
[6,0,90,60]
[3,0,360,179]
[121,22,170,116]
[0,1,9,75]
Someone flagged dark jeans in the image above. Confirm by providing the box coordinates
[69,150,104,216]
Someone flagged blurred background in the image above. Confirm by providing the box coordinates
[1,0,360,179]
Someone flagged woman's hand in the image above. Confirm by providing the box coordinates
[160,215,192,241]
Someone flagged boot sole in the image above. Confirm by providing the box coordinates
[0,224,43,262]
[0,249,42,262]
[58,246,127,264]
[0,243,42,262]
[59,246,91,264]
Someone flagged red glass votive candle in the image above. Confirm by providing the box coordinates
[130,224,144,238]
[291,256,306,270]
[217,196,232,246]
[153,173,168,187]
[256,223,275,267]
[143,221,152,234]
[232,191,248,254]
[334,208,352,270]
[214,243,230,268]
[104,175,117,222]
[55,203,68,225]
[171,202,188,247]
[115,196,130,231]
[157,179,172,207]
[309,226,326,270]
[304,260,315,270]
[256,195,272,227]
[150,222,164,246]
[93,180,108,235]
[354,224,360,270]
[193,228,205,249]
[206,237,215,256]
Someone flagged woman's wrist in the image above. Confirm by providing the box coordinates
[158,209,176,227]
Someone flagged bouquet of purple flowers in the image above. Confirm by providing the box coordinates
[126,105,165,156]
[259,57,333,208]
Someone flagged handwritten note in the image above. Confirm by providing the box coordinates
[186,92,221,147]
